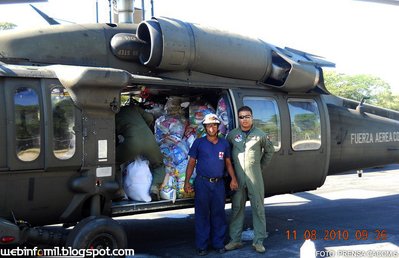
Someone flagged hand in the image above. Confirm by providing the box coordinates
[184,182,193,193]
[230,178,238,191]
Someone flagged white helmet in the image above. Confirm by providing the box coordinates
[202,113,221,125]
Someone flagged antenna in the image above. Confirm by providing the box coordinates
[96,0,99,23]
[29,4,60,25]
[141,0,145,20]
[356,96,370,114]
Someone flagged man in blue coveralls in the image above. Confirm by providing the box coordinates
[184,113,238,256]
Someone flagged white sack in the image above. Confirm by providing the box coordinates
[123,158,152,202]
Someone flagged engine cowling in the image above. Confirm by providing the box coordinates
[133,17,323,92]
[137,17,272,82]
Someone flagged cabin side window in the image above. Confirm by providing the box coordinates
[243,96,281,151]
[14,87,41,162]
[288,98,321,151]
[51,87,76,160]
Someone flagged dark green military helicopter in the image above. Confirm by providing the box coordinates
[0,0,399,253]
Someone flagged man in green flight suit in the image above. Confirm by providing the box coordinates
[225,106,274,253]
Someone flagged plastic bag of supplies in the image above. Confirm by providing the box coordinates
[160,174,177,202]
[123,158,152,202]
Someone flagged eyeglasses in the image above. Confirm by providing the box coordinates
[238,115,252,120]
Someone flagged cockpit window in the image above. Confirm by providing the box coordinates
[288,98,321,151]
[14,87,41,162]
[51,87,76,160]
[243,97,281,151]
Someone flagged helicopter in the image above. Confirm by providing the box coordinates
[1,3,399,253]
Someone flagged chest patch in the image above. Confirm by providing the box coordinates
[234,134,243,142]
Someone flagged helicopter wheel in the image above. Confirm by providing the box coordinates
[65,216,127,258]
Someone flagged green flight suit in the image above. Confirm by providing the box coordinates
[227,126,274,245]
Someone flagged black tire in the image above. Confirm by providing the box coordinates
[66,216,127,258]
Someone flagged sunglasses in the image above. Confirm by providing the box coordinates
[238,115,252,120]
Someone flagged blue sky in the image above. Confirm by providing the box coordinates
[1,0,398,93]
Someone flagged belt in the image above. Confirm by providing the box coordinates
[200,175,222,183]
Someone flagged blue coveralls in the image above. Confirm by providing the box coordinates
[188,137,231,250]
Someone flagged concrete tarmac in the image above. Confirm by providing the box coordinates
[118,164,399,258]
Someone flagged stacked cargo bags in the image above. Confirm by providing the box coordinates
[155,112,189,200]
[216,96,231,137]
[155,97,214,200]
[119,96,229,202]
[115,105,165,202]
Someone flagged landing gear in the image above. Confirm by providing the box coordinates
[66,216,127,257]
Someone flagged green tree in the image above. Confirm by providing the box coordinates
[324,71,399,111]
[0,22,16,30]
